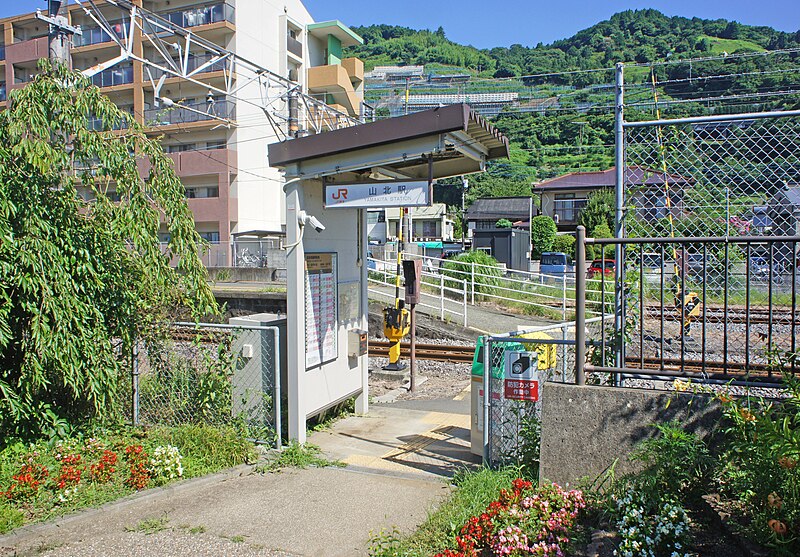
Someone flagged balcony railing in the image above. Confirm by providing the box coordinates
[86,115,130,131]
[553,199,588,224]
[144,98,235,127]
[73,22,127,47]
[146,53,228,81]
[161,3,235,29]
[287,35,302,58]
[90,64,134,88]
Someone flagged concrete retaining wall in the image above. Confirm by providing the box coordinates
[208,267,287,282]
[538,382,723,488]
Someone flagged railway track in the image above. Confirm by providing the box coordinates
[367,340,791,379]
[368,340,474,363]
[641,305,797,326]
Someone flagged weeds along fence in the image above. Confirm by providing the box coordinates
[479,318,611,468]
[133,322,282,447]
[367,254,614,326]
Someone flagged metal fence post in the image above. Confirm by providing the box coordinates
[482,336,492,466]
[131,340,140,426]
[575,227,586,386]
[562,273,567,320]
[471,262,476,304]
[440,273,445,319]
[463,278,468,327]
[273,327,282,450]
[613,62,626,370]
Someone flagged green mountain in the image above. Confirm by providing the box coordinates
[346,11,800,203]
[350,10,799,80]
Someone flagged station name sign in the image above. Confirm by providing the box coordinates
[324,181,431,209]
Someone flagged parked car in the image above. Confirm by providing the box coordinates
[750,256,784,284]
[539,252,574,282]
[587,258,615,278]
[686,252,716,276]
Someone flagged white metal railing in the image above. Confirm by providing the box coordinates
[370,254,614,321]
[368,261,468,326]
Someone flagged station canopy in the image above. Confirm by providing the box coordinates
[267,104,509,182]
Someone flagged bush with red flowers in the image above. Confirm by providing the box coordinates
[432,478,586,557]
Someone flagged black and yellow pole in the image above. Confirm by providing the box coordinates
[650,70,702,337]
[383,209,410,371]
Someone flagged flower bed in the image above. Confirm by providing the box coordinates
[0,424,254,533]
[433,479,586,557]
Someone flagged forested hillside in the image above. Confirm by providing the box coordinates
[346,10,800,205]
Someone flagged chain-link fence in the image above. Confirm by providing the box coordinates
[607,108,800,382]
[133,322,282,447]
[624,113,800,240]
[481,319,609,468]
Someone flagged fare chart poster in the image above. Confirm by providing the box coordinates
[304,253,338,369]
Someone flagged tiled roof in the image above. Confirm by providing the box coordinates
[466,196,533,220]
[533,166,694,192]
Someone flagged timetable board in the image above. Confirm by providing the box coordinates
[304,253,338,369]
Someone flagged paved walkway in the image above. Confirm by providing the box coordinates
[0,392,477,557]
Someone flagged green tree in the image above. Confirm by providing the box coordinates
[552,234,576,258]
[0,64,216,438]
[530,215,558,258]
[577,189,615,234]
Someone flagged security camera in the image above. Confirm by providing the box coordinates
[297,210,325,233]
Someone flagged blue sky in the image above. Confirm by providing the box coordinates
[3,1,799,49]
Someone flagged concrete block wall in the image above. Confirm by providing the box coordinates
[538,382,724,488]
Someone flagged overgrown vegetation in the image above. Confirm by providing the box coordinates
[0,424,254,533]
[0,63,216,440]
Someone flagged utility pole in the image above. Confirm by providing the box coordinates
[461,177,468,250]
[37,0,82,67]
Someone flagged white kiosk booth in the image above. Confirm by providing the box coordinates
[268,104,509,442]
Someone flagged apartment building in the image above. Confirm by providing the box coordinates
[0,0,365,266]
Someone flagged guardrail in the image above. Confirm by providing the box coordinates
[371,253,614,320]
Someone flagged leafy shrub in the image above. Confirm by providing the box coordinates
[551,234,576,258]
[627,421,713,505]
[530,215,557,258]
[495,218,513,228]
[0,504,23,534]
[715,379,800,551]
[591,223,615,258]
[440,251,501,296]
[148,424,254,476]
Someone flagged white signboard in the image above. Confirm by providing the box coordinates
[305,253,338,369]
[324,181,431,209]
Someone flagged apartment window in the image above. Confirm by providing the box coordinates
[367,210,385,225]
[166,144,195,153]
[199,231,220,243]
[422,221,438,238]
[205,140,226,150]
[185,186,219,199]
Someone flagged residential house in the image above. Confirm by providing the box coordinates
[0,0,364,266]
[367,203,454,245]
[768,186,800,265]
[464,196,536,234]
[533,166,693,232]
